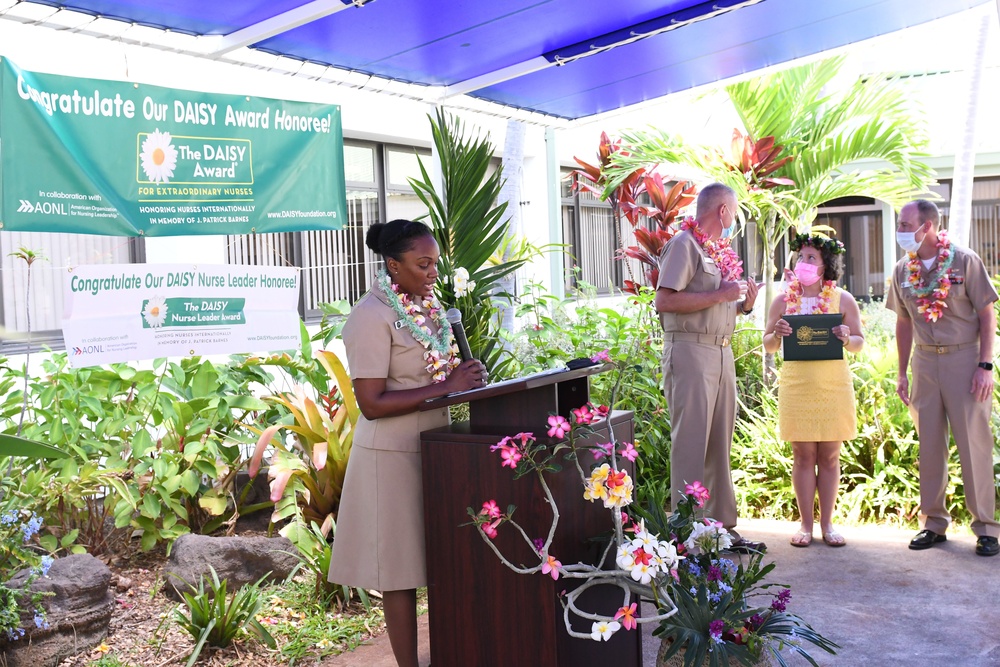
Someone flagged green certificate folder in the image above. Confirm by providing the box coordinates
[782,314,844,361]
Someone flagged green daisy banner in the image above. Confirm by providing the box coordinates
[0,57,347,236]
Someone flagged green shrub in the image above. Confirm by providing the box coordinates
[510,282,671,503]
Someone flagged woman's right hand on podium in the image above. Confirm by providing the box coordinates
[445,360,488,393]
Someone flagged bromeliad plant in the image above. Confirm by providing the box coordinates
[247,349,359,529]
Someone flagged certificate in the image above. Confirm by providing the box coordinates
[782,314,844,361]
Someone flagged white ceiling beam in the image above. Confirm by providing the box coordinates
[441,0,762,99]
[204,0,362,57]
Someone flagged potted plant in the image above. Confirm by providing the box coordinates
[466,349,837,666]
[637,484,838,666]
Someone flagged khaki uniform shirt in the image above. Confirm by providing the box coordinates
[341,289,450,453]
[656,229,737,335]
[886,243,998,345]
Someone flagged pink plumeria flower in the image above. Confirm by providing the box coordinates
[592,404,610,420]
[482,518,501,540]
[590,349,611,363]
[547,415,571,439]
[572,404,595,425]
[592,442,613,460]
[490,436,512,452]
[541,554,562,580]
[615,603,638,631]
[480,500,501,519]
[514,432,534,447]
[499,446,522,469]
[685,481,711,508]
[606,469,627,489]
[619,442,638,462]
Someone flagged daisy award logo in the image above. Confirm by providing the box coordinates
[142,296,168,328]
[139,130,178,183]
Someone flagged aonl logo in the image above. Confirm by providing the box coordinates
[73,345,104,355]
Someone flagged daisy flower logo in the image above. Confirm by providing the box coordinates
[142,296,168,327]
[139,130,178,183]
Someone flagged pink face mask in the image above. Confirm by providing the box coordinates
[794,261,822,286]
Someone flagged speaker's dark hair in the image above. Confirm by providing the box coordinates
[364,219,434,261]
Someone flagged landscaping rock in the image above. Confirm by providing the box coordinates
[1,554,113,667]
[164,533,299,600]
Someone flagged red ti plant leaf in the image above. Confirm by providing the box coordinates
[728,129,795,189]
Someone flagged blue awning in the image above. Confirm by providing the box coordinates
[21,0,992,120]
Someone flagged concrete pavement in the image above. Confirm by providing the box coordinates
[320,519,1000,666]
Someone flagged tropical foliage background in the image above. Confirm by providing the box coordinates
[607,56,934,306]
[1,58,997,665]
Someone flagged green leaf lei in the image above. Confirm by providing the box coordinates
[376,269,455,356]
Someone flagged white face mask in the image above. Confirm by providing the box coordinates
[896,231,922,253]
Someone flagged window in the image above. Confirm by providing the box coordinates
[0,231,143,353]
[935,177,1000,276]
[226,141,430,320]
[560,169,649,294]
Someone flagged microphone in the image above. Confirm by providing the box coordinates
[445,308,473,362]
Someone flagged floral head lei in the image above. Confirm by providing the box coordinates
[680,218,743,281]
[376,269,462,382]
[789,233,845,257]
[783,234,842,315]
[906,229,954,323]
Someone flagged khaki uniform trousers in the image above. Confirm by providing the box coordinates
[911,345,1000,538]
[663,338,738,528]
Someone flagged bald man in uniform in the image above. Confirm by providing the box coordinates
[656,182,765,553]
[888,199,999,557]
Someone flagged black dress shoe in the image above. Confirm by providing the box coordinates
[728,537,767,554]
[975,536,999,557]
[909,529,946,550]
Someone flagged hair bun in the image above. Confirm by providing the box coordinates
[365,223,387,253]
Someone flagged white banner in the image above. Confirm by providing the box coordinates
[62,263,300,367]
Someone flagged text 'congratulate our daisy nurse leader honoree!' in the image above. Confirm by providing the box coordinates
[0,57,347,237]
[61,264,302,368]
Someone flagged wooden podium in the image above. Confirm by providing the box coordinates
[420,365,640,667]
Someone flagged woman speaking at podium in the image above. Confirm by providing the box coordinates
[762,233,864,549]
[328,219,487,667]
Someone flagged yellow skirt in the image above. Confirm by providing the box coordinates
[777,359,857,442]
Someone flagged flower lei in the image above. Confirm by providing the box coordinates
[784,279,837,315]
[376,269,461,382]
[906,230,954,323]
[681,218,743,281]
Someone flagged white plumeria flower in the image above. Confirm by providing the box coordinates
[629,562,653,584]
[453,267,472,296]
[591,620,621,641]
[632,531,656,550]
[616,544,635,570]
[684,522,732,555]
[655,540,682,569]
